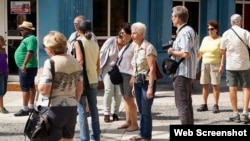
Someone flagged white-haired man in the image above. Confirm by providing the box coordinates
[220,14,250,124]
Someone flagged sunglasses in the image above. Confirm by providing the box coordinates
[207,28,215,31]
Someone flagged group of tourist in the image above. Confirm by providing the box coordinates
[1,5,250,141]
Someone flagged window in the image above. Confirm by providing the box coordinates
[93,0,129,46]
[172,0,200,35]
[236,0,250,31]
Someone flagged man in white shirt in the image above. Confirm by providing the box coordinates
[220,14,250,124]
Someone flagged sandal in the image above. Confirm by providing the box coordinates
[117,123,129,129]
[130,135,142,141]
[126,127,139,132]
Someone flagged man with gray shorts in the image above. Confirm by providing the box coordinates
[220,14,250,124]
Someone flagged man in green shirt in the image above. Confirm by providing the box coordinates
[14,21,38,116]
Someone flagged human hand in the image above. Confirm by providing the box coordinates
[167,47,173,55]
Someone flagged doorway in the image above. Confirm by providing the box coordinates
[2,0,37,81]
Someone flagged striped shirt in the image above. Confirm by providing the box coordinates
[171,25,198,79]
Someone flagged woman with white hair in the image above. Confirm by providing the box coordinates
[130,22,157,141]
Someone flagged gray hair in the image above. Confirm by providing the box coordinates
[231,14,242,25]
[131,22,146,37]
[172,6,189,23]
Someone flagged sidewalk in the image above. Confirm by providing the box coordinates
[0,78,246,141]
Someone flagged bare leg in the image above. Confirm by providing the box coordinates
[126,97,138,129]
[29,87,36,105]
[212,84,220,105]
[242,88,250,112]
[0,97,3,109]
[202,84,209,104]
[229,86,238,112]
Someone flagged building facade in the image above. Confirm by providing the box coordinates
[0,0,249,82]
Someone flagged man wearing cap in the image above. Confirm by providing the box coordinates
[14,21,38,116]
[220,14,250,123]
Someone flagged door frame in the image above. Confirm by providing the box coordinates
[3,0,38,82]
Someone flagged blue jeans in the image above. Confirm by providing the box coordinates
[134,81,156,140]
[0,73,7,96]
[78,83,101,141]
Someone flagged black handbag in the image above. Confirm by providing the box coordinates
[108,41,131,85]
[108,64,123,84]
[24,59,55,141]
[162,56,184,76]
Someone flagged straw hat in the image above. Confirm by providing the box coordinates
[18,21,35,30]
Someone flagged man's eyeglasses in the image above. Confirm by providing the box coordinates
[208,28,215,31]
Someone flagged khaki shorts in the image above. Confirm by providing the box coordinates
[200,63,221,85]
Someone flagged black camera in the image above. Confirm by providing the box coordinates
[135,74,146,84]
[162,40,174,50]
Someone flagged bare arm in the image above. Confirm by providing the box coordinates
[74,41,84,65]
[96,55,100,75]
[75,80,83,102]
[146,54,156,99]
[168,47,190,58]
[22,51,34,74]
[219,49,226,73]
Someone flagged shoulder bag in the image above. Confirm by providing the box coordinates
[109,41,131,85]
[77,40,90,88]
[231,28,250,56]
[161,24,187,76]
[24,59,55,141]
[162,56,185,76]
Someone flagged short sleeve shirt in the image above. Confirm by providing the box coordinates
[14,34,38,68]
[131,40,157,76]
[39,55,83,107]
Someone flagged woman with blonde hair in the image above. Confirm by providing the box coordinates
[36,31,83,141]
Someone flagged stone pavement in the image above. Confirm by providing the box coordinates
[0,78,247,141]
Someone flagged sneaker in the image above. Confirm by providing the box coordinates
[212,105,220,113]
[14,109,29,116]
[241,114,250,124]
[229,114,241,123]
[0,107,9,114]
[197,104,208,112]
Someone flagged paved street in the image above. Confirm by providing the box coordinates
[0,79,248,141]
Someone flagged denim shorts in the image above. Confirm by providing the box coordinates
[18,68,37,92]
[0,73,8,96]
[120,73,133,98]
